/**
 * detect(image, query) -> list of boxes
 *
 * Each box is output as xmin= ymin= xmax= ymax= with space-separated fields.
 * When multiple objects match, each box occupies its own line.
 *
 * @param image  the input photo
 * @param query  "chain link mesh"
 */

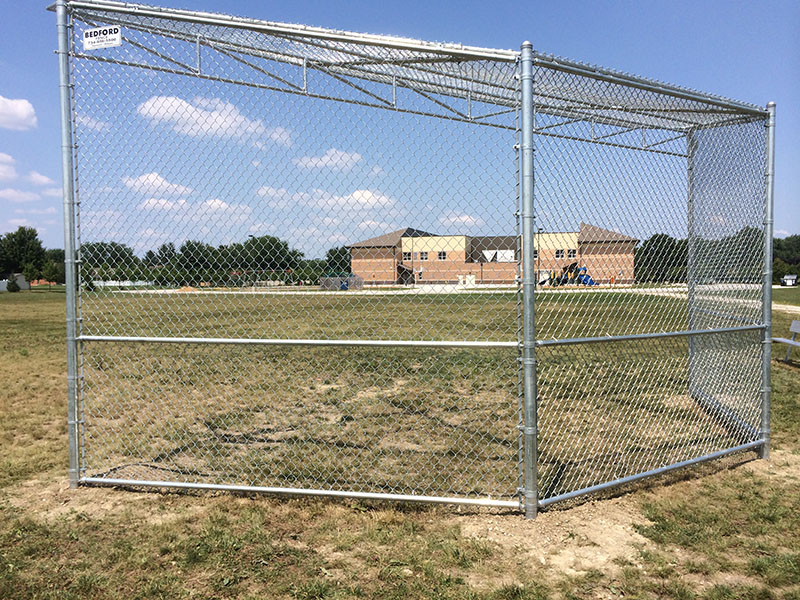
xmin=65 ymin=2 xmax=769 ymax=509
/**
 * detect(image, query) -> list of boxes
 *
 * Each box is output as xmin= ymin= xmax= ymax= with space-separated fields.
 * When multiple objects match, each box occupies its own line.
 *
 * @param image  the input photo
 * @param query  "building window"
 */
xmin=567 ymin=249 xmax=577 ymax=259
xmin=555 ymin=249 xmax=564 ymax=259
xmin=533 ymin=249 xmax=538 ymax=260
xmin=420 ymin=251 xmax=428 ymax=261
xmin=402 ymin=252 xmax=411 ymax=262
xmin=438 ymin=250 xmax=447 ymax=260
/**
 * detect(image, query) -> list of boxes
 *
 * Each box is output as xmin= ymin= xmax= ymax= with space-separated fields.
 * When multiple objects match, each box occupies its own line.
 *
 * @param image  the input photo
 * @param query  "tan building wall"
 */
xmin=579 ymin=241 xmax=636 ymax=283
xmin=350 ymin=233 xmax=635 ymax=285
xmin=400 ymin=235 xmax=467 ymax=256
xmin=350 ymin=246 xmax=397 ymax=284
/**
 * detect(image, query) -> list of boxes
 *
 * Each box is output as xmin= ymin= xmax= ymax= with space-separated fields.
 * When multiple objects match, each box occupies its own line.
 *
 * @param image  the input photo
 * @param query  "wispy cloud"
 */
xmin=14 ymin=206 xmax=58 ymax=215
xmin=7 ymin=218 xmax=33 ymax=227
xmin=76 ymin=114 xmax=111 ymax=132
xmin=0 ymin=95 xmax=37 ymax=131
xmin=0 ymin=188 xmax=40 ymax=203
xmin=358 ymin=219 xmax=391 ymax=229
xmin=139 ymin=198 xmax=188 ymax=211
xmin=312 ymin=189 xmax=393 ymax=210
xmin=440 ymin=213 xmax=483 ymax=227
xmin=27 ymin=171 xmax=56 ymax=186
xmin=137 ymin=96 xmax=289 ymax=146
xmin=292 ymin=148 xmax=362 ymax=171
xmin=775 ymin=229 xmax=790 ymax=237
xmin=42 ymin=188 xmax=63 ymax=198
xmin=0 ymin=152 xmax=16 ymax=182
xmin=123 ymin=172 xmax=192 ymax=196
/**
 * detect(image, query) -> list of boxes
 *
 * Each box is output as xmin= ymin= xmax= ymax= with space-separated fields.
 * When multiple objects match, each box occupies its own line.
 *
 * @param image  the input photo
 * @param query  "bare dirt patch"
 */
xmin=4 ymin=474 xmax=204 ymax=525
xmin=743 ymin=447 xmax=800 ymax=481
xmin=457 ymin=495 xmax=651 ymax=583
xmin=774 ymin=302 xmax=800 ymax=315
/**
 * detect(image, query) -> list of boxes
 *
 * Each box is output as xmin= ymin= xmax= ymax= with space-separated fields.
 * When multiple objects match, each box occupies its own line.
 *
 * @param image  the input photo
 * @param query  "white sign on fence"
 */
xmin=83 ymin=26 xmax=122 ymax=50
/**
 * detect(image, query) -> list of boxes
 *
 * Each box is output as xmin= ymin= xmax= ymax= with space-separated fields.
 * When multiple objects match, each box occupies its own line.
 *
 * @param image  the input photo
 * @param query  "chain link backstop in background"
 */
xmin=56 ymin=0 xmax=775 ymax=517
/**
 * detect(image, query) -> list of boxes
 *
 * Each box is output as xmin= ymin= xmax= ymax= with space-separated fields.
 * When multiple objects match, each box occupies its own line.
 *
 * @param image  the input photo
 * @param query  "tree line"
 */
xmin=1 ymin=226 xmax=351 ymax=289
xmin=0 ymin=227 xmax=65 ymax=288
xmin=635 ymin=226 xmax=795 ymax=284
xmin=3 ymin=223 xmax=798 ymax=289
xmin=78 ymin=237 xmax=351 ymax=288
xmin=773 ymin=235 xmax=800 ymax=283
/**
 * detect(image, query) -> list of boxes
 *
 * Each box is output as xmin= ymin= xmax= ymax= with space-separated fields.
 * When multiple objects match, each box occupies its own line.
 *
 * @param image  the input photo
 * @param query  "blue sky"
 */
xmin=0 ymin=0 xmax=797 ymax=252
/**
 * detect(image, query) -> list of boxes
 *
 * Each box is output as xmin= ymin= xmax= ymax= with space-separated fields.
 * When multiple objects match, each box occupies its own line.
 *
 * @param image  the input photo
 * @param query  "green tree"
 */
xmin=156 ymin=242 xmax=177 ymax=267
xmin=325 ymin=246 xmax=351 ymax=276
xmin=634 ymin=234 xmax=686 ymax=283
xmin=45 ymin=248 xmax=65 ymax=264
xmin=240 ymin=235 xmax=303 ymax=276
xmin=774 ymin=234 xmax=800 ymax=267
xmin=41 ymin=261 xmax=61 ymax=289
xmin=1 ymin=226 xmax=45 ymax=277
xmin=22 ymin=262 xmax=41 ymax=286
xmin=80 ymin=241 xmax=139 ymax=282
xmin=773 ymin=258 xmax=792 ymax=284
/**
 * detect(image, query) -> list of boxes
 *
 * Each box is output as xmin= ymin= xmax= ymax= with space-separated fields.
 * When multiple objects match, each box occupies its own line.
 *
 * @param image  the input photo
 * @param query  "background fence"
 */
xmin=56 ymin=0 xmax=774 ymax=517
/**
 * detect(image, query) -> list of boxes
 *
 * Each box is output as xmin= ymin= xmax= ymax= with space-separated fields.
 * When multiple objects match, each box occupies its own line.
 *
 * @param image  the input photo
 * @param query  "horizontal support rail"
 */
xmin=80 ymin=477 xmax=520 ymax=508
xmin=538 ymin=439 xmax=764 ymax=507
xmin=78 ymin=335 xmax=518 ymax=348
xmin=536 ymin=325 xmax=764 ymax=347
xmin=531 ymin=53 xmax=768 ymax=118
xmin=63 ymin=0 xmax=520 ymax=62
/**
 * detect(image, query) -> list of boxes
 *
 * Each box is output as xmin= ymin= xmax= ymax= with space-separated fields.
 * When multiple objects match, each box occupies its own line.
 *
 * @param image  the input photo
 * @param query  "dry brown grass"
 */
xmin=1 ymin=290 xmax=798 ymax=599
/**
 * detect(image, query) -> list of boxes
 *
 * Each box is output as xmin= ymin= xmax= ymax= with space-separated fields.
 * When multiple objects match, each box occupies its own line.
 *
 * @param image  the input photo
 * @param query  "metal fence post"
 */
xmin=57 ymin=0 xmax=80 ymax=488
xmin=520 ymin=41 xmax=537 ymax=518
xmin=759 ymin=101 xmax=776 ymax=460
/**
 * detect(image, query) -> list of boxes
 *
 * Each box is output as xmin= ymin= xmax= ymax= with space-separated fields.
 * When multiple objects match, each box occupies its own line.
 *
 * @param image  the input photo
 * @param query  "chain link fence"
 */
xmin=56 ymin=1 xmax=774 ymax=515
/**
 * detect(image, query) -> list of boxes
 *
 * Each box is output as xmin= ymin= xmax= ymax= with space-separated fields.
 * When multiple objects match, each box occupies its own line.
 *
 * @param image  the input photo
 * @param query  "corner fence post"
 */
xmin=759 ymin=102 xmax=776 ymax=460
xmin=519 ymin=41 xmax=538 ymax=518
xmin=57 ymin=0 xmax=81 ymax=487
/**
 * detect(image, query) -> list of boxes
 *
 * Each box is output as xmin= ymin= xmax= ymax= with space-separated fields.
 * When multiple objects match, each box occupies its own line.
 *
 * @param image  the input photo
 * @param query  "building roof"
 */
xmin=469 ymin=236 xmax=518 ymax=251
xmin=578 ymin=222 xmax=638 ymax=243
xmin=348 ymin=228 xmax=436 ymax=248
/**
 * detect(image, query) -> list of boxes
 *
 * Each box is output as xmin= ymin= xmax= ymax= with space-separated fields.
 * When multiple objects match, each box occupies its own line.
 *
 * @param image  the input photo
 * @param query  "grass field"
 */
xmin=773 ymin=285 xmax=800 ymax=308
xmin=1 ymin=289 xmax=798 ymax=599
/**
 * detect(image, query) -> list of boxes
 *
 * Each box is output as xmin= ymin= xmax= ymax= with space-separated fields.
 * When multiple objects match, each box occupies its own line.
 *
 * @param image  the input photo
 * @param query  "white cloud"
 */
xmin=27 ymin=171 xmax=56 ymax=186
xmin=196 ymin=198 xmax=252 ymax=224
xmin=0 ymin=188 xmax=40 ymax=203
xmin=0 ymin=153 xmax=16 ymax=182
xmin=775 ymin=229 xmax=790 ymax=237
xmin=370 ymin=165 xmax=385 ymax=176
xmin=42 ymin=187 xmax=63 ymax=198
xmin=138 ymin=96 xmax=274 ymax=141
xmin=248 ymin=221 xmax=276 ymax=234
xmin=440 ymin=213 xmax=483 ymax=227
xmin=0 ymin=96 xmax=37 ymax=130
xmin=257 ymin=186 xmax=394 ymax=213
xmin=267 ymin=127 xmax=292 ymax=148
xmin=7 ymin=218 xmax=32 ymax=227
xmin=292 ymin=148 xmax=362 ymax=171
xmin=123 ymin=172 xmax=192 ymax=196
xmin=14 ymin=206 xmax=58 ymax=215
xmin=358 ymin=220 xmax=391 ymax=229
xmin=139 ymin=198 xmax=188 ymax=211
xmin=313 ymin=189 xmax=393 ymax=210
xmin=76 ymin=114 xmax=110 ymax=132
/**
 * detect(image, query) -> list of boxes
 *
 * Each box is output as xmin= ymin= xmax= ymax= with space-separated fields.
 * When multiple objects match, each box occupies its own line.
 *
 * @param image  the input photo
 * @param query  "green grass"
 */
xmin=773 ymin=286 xmax=800 ymax=307
xmin=0 ymin=289 xmax=798 ymax=599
